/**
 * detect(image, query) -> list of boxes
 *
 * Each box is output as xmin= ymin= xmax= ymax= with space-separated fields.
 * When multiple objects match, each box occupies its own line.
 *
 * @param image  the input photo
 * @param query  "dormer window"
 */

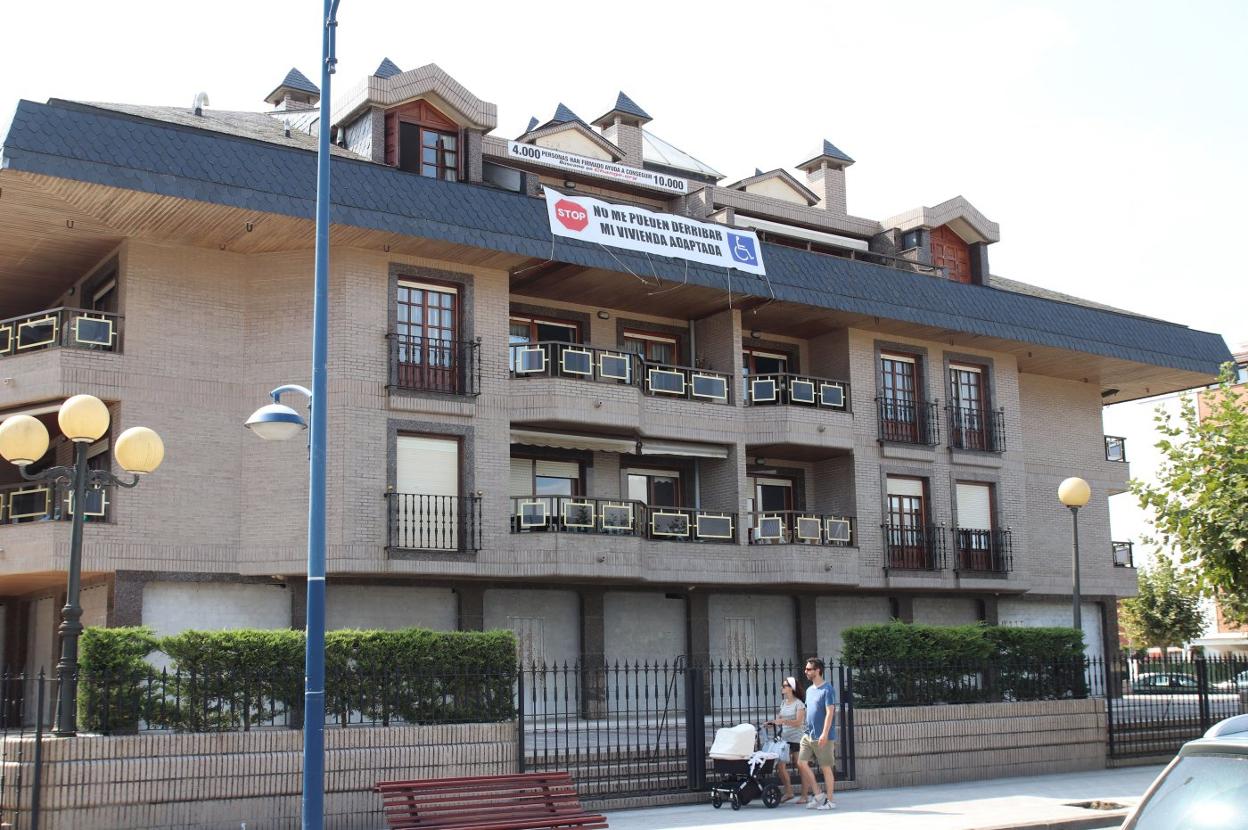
xmin=400 ymin=124 xmax=458 ymax=181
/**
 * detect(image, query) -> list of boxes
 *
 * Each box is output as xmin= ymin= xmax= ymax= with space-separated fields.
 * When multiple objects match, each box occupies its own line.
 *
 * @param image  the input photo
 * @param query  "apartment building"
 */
xmin=0 ymin=61 xmax=1232 ymax=675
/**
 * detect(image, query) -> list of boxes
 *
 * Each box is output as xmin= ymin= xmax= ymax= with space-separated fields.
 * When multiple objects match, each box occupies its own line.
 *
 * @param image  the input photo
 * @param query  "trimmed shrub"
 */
xmin=78 ymin=626 xmax=159 ymax=733
xmin=78 ymin=625 xmax=517 ymax=733
xmin=841 ymin=622 xmax=1087 ymax=707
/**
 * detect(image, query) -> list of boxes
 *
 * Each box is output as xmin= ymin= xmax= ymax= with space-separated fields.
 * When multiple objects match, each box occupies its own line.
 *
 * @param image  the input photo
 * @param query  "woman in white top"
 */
xmin=766 ymin=676 xmax=808 ymax=804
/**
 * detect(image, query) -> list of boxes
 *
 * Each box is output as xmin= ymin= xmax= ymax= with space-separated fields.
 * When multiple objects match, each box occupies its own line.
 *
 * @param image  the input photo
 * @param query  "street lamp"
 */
xmin=0 ymin=394 xmax=164 ymax=735
xmin=1057 ymin=476 xmax=1091 ymax=633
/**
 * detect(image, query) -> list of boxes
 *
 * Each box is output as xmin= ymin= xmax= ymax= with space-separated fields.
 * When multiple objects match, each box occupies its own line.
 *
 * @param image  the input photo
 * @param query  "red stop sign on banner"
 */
xmin=554 ymin=199 xmax=589 ymax=232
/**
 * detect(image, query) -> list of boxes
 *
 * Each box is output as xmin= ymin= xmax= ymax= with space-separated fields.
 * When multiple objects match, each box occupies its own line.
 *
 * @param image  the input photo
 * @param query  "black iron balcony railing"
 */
xmin=953 ymin=528 xmax=1012 ymax=574
xmin=388 ymin=334 xmax=481 ymax=397
xmin=1112 ymin=541 xmax=1135 ymax=568
xmin=1105 ymin=435 xmax=1127 ymax=463
xmin=744 ymin=373 xmax=850 ymax=412
xmin=0 ymin=480 xmax=111 ymax=525
xmin=876 ymin=398 xmax=940 ymax=445
xmin=387 ymin=492 xmax=482 ymax=552
xmin=882 ymin=523 xmax=946 ymax=571
xmin=509 ymin=496 xmax=737 ymax=543
xmin=746 ymin=511 xmax=856 ymax=546
xmin=0 ymin=307 xmax=122 ymax=359
xmin=947 ymin=406 xmax=1006 ymax=453
xmin=508 ymin=341 xmax=640 ymax=385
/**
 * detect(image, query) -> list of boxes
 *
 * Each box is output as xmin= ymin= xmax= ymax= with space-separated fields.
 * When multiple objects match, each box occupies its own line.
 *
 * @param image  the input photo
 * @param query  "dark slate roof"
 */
xmin=374 ymin=58 xmax=402 ymax=79
xmin=595 ymin=91 xmax=651 ymax=123
xmin=524 ymin=116 xmax=538 ymax=134
xmin=276 ymin=67 xmax=319 ymax=96
xmin=0 ymin=99 xmax=1231 ymax=376
xmin=799 ymin=138 xmax=853 ymax=167
xmin=551 ymin=103 xmax=585 ymax=125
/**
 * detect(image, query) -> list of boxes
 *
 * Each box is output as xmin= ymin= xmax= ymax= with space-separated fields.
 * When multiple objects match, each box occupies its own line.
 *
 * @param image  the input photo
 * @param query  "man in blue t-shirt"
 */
xmin=796 ymin=657 xmax=837 ymax=810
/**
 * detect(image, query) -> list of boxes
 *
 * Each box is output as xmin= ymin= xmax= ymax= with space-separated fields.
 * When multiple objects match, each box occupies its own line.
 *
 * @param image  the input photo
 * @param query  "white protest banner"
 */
xmin=543 ymin=189 xmax=766 ymax=276
xmin=508 ymin=141 xmax=688 ymax=194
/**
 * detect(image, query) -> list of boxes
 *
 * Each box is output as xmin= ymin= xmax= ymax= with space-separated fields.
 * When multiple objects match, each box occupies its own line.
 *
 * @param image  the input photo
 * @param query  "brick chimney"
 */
xmin=591 ymin=92 xmax=651 ymax=168
xmin=264 ymin=67 xmax=320 ymax=112
xmin=796 ymin=139 xmax=855 ymax=215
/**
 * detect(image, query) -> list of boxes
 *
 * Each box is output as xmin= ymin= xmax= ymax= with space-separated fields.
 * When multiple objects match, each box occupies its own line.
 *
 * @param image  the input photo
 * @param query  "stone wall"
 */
xmin=853 ymin=698 xmax=1106 ymax=788
xmin=1 ymin=722 xmax=515 ymax=830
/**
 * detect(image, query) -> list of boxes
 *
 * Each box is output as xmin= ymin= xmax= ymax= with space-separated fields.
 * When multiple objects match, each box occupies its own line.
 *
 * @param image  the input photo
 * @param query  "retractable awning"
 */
xmin=639 ymin=439 xmax=730 ymax=459
xmin=510 ymin=429 xmax=637 ymax=454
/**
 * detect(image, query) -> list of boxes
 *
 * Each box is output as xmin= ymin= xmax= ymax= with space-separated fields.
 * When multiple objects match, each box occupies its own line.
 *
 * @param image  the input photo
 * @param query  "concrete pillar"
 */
xmin=457 ymin=585 xmax=485 ymax=631
xmin=796 ymin=594 xmax=819 ymax=662
xmin=580 ymin=588 xmax=607 ymax=718
xmin=687 ymin=591 xmax=710 ymax=666
xmin=980 ymin=595 xmax=1000 ymax=626
xmin=108 ymin=571 xmax=152 ymax=627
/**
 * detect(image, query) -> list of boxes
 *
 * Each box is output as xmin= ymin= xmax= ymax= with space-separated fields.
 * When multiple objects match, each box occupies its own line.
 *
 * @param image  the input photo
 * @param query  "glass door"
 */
xmin=880 ymin=354 xmax=919 ymax=442
xmin=397 ymin=281 xmax=458 ymax=393
xmin=949 ymin=364 xmax=986 ymax=450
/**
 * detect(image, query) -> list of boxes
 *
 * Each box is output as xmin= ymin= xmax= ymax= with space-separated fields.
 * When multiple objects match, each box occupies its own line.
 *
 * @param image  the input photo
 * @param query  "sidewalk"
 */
xmin=604 ymin=765 xmax=1163 ymax=830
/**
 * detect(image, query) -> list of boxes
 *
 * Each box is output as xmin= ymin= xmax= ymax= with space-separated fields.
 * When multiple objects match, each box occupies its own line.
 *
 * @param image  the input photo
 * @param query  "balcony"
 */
xmin=882 ymin=524 xmax=946 ymax=571
xmin=0 ymin=480 xmax=111 ymax=525
xmin=0 ymin=307 xmax=122 ymax=359
xmin=386 ymin=492 xmax=482 ymax=552
xmin=388 ymin=334 xmax=480 ymax=396
xmin=743 ymin=373 xmax=850 ymax=412
xmin=952 ymin=528 xmax=1012 ymax=574
xmin=947 ymin=407 xmax=1006 ymax=453
xmin=508 ymin=342 xmax=732 ymax=404
xmin=1105 ymin=435 xmax=1127 ymax=463
xmin=1112 ymin=541 xmax=1135 ymax=568
xmin=509 ymin=495 xmax=737 ymax=543
xmin=876 ymin=398 xmax=941 ymax=446
xmin=745 ymin=511 xmax=856 ymax=546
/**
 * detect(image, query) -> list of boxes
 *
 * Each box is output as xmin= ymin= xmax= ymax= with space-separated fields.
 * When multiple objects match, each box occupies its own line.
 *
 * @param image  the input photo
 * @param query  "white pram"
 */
xmin=708 ymin=723 xmax=781 ymax=810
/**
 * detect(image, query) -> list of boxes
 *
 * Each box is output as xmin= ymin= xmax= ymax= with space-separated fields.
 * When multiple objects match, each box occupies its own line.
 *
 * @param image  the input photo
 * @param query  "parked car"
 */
xmin=1133 ymin=672 xmax=1201 ymax=694
xmin=1121 ymin=713 xmax=1248 ymax=829
xmin=1213 ymin=669 xmax=1248 ymax=692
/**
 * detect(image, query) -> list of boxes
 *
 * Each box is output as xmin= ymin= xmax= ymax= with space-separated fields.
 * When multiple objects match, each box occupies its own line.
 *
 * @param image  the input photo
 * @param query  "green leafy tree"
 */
xmin=1119 ymin=556 xmax=1206 ymax=650
xmin=1132 ymin=364 xmax=1248 ymax=624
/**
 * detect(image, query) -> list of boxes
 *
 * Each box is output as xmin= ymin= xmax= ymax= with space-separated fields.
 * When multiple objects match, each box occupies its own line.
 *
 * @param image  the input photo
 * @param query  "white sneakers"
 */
xmin=804 ymin=793 xmax=836 ymax=810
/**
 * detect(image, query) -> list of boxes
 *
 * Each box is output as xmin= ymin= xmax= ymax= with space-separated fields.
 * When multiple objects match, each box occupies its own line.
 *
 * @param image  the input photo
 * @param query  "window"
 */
xmin=955 ymin=482 xmax=995 ymax=571
xmin=509 ymin=458 xmax=582 ymax=498
xmin=394 ymin=435 xmax=460 ymax=550
xmin=626 ymin=469 xmax=681 ymax=507
xmin=395 ymin=280 xmax=459 ymax=393
xmin=742 ymin=348 xmax=790 ymax=401
xmin=399 ymin=122 xmax=458 ymax=181
xmin=880 ymin=352 xmax=922 ymax=442
xmin=949 ymin=363 xmax=989 ymax=450
xmin=885 ymin=476 xmax=931 ymax=569
xmin=901 ymin=229 xmax=921 ymax=250
xmin=623 ymin=331 xmax=678 ymax=365
xmin=509 ymin=316 xmax=580 ymax=345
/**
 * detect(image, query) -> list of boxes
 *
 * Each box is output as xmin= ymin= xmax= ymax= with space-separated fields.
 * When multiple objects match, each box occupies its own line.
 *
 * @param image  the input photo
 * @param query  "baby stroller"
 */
xmin=708 ymin=723 xmax=782 ymax=810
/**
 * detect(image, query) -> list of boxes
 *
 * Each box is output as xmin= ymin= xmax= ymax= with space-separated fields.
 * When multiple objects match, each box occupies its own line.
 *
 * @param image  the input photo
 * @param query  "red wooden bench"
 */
xmin=374 ymin=771 xmax=608 ymax=830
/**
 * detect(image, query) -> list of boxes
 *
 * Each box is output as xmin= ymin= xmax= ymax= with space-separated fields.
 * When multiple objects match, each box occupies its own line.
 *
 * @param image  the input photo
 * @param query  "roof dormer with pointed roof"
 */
xmin=373 ymin=57 xmax=403 ymax=79
xmin=726 ymin=168 xmax=821 ymax=207
xmin=516 ymin=103 xmax=624 ymax=162
xmin=797 ymin=139 xmax=855 ymax=171
xmin=264 ymin=68 xmax=320 ymax=111
xmin=591 ymin=91 xmax=652 ymax=128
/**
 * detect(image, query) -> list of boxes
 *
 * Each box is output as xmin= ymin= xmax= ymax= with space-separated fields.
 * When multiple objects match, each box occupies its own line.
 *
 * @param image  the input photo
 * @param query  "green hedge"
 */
xmin=841 ymin=622 xmax=1087 ymax=707
xmin=78 ymin=627 xmax=517 ymax=734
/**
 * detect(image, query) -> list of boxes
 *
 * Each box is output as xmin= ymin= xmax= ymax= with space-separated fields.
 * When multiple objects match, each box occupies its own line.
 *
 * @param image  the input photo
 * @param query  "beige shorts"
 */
xmin=798 ymin=733 xmax=837 ymax=767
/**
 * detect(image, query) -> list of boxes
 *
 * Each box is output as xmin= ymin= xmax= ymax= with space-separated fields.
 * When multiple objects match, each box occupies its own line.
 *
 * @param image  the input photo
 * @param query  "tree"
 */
xmin=1119 ymin=556 xmax=1206 ymax=650
xmin=1132 ymin=364 xmax=1248 ymax=625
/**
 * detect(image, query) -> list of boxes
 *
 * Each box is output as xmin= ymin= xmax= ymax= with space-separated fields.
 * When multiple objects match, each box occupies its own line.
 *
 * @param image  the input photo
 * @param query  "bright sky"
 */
xmin=1 ymin=0 xmax=1245 ymax=348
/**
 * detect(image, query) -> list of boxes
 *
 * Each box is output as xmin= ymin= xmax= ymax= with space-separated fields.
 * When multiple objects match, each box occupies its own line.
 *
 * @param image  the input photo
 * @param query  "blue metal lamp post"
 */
xmin=243 ymin=2 xmax=339 ymax=827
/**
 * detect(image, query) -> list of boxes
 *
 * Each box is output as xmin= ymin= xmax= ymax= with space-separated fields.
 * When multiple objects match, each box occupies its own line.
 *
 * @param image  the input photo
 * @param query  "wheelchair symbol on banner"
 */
xmin=726 ymin=232 xmax=758 ymax=266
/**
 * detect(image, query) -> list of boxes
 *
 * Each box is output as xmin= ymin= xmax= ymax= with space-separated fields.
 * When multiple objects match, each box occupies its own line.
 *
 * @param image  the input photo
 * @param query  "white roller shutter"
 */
xmin=510 ymin=459 xmax=533 ymax=497
xmin=535 ymin=460 xmax=580 ymax=479
xmin=956 ymin=483 xmax=992 ymax=529
xmin=886 ymin=477 xmax=924 ymax=498
xmin=396 ymin=436 xmax=458 ymax=495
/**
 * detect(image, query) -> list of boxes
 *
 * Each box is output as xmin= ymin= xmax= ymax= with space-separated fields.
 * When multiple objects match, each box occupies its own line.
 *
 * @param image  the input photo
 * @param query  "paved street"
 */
xmin=604 ymin=765 xmax=1163 ymax=830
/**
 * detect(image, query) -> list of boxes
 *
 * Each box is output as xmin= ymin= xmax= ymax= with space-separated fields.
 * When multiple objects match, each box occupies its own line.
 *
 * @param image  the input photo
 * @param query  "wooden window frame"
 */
xmin=622 ymin=329 xmax=680 ymax=365
xmin=509 ymin=315 xmax=582 ymax=345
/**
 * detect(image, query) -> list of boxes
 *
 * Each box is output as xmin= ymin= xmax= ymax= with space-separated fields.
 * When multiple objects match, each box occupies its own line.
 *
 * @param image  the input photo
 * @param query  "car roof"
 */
xmin=1179 ymin=714 xmax=1248 ymax=755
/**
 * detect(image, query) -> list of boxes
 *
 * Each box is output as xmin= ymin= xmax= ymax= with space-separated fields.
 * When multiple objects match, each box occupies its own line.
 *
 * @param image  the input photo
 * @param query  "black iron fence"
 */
xmin=389 ymin=334 xmax=481 ymax=396
xmin=947 ymin=406 xmax=1006 ymax=452
xmin=882 ymin=523 xmax=947 ymax=571
xmin=876 ymin=398 xmax=940 ymax=445
xmin=387 ymin=492 xmax=482 ymax=552
xmin=953 ymin=528 xmax=1012 ymax=574
xmin=0 ymin=480 xmax=112 ymax=526
xmin=0 ymin=307 xmax=122 ymax=359
xmin=509 ymin=496 xmax=737 ymax=543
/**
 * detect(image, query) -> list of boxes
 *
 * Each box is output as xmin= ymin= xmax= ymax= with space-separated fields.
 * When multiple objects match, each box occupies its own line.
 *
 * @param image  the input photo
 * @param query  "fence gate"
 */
xmin=1105 ymin=654 xmax=1248 ymax=761
xmin=517 ymin=660 xmax=855 ymax=800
